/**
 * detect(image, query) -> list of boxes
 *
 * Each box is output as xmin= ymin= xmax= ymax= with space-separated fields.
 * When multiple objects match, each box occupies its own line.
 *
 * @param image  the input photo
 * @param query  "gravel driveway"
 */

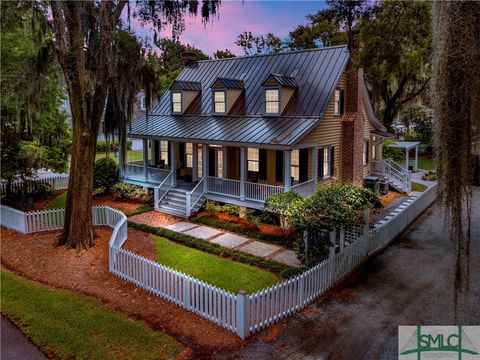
xmin=218 ymin=188 xmax=480 ymax=360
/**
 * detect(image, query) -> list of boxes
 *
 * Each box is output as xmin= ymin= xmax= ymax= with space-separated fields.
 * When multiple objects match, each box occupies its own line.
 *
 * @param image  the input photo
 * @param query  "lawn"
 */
xmin=418 ymin=158 xmax=436 ymax=170
xmin=95 ymin=150 xmax=143 ymax=164
xmin=45 ymin=192 xmax=67 ymax=209
xmin=0 ymin=269 xmax=183 ymax=360
xmin=151 ymin=234 xmax=281 ymax=293
xmin=411 ymin=181 xmax=428 ymax=192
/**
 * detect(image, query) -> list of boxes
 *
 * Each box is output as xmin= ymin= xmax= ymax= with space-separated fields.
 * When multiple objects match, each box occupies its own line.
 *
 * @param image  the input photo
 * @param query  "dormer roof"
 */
xmin=171 ymin=80 xmax=202 ymax=91
xmin=262 ymin=73 xmax=298 ymax=88
xmin=211 ymin=78 xmax=244 ymax=89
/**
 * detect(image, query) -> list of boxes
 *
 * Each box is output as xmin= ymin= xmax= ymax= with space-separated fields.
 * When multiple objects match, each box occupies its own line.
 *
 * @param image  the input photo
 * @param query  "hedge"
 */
xmin=193 ymin=215 xmax=297 ymax=251
xmin=127 ymin=221 xmax=302 ymax=279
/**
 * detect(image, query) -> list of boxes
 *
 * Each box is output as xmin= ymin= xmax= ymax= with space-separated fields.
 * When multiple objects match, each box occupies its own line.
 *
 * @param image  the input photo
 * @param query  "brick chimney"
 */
xmin=341 ymin=64 xmax=365 ymax=185
xmin=181 ymin=51 xmax=197 ymax=67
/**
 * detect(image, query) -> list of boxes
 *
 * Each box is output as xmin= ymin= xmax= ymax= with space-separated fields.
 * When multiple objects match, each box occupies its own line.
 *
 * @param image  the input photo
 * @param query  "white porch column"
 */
xmin=284 ymin=150 xmax=291 ymax=191
xmin=414 ymin=145 xmax=418 ymax=172
xmin=405 ymin=148 xmax=409 ymax=172
xmin=192 ymin=143 xmax=199 ymax=181
xmin=240 ymin=147 xmax=246 ymax=200
xmin=143 ymin=139 xmax=148 ymax=182
xmin=170 ymin=141 xmax=177 ymax=187
xmin=202 ymin=144 xmax=208 ymax=191
xmin=312 ymin=146 xmax=318 ymax=188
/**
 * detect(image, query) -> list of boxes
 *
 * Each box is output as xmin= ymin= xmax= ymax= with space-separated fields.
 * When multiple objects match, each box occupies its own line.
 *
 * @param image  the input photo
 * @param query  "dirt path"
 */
xmin=0 ymin=226 xmax=244 ymax=358
xmin=216 ymin=188 xmax=480 ymax=360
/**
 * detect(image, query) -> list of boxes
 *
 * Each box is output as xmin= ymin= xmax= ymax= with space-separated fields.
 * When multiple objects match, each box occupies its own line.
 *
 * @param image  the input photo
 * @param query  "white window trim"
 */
xmin=171 ymin=91 xmax=182 ymax=114
xmin=291 ymin=149 xmax=300 ymax=182
xmin=363 ymin=140 xmax=368 ymax=165
xmin=334 ymin=89 xmax=341 ymax=116
xmin=160 ymin=141 xmax=169 ymax=165
xmin=264 ymin=87 xmax=281 ymax=115
xmin=320 ymin=146 xmax=332 ymax=180
xmin=247 ymin=148 xmax=259 ymax=172
xmin=213 ymin=89 xmax=226 ymax=115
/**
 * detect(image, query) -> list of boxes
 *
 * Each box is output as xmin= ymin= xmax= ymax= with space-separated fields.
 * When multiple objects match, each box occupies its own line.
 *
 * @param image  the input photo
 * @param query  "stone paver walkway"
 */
xmin=129 ymin=213 xmax=300 ymax=267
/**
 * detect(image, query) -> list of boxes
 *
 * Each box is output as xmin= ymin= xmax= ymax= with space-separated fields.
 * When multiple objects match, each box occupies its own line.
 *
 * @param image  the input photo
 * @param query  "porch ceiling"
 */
xmin=128 ymin=114 xmax=321 ymax=149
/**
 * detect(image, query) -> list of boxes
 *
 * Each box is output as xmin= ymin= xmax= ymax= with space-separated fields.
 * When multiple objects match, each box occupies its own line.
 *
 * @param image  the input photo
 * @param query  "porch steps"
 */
xmin=157 ymin=189 xmax=205 ymax=218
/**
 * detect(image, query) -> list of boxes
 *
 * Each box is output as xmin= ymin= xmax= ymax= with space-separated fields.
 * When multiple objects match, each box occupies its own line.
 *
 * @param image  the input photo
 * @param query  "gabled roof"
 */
xmin=211 ymin=77 xmax=244 ymax=89
xmin=262 ymin=73 xmax=298 ymax=87
xmin=129 ymin=115 xmax=318 ymax=148
xmin=171 ymin=80 xmax=202 ymax=91
xmin=151 ymin=45 xmax=349 ymax=117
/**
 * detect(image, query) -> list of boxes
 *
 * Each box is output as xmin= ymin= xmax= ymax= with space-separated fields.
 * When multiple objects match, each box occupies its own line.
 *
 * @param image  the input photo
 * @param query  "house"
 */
xmin=121 ymin=45 xmax=407 ymax=217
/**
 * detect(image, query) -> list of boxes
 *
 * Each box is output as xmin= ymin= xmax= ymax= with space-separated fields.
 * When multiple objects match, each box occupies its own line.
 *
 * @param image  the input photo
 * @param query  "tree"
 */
xmin=34 ymin=1 xmax=220 ymax=250
xmin=401 ymin=105 xmax=433 ymax=151
xmin=213 ymin=49 xmax=236 ymax=59
xmin=359 ymin=1 xmax=431 ymax=130
xmin=287 ymin=8 xmax=347 ymax=50
xmin=235 ymin=31 xmax=282 ymax=55
xmin=1 ymin=2 xmax=70 ymax=201
xmin=326 ymin=0 xmax=369 ymax=51
xmin=431 ymin=1 xmax=480 ymax=313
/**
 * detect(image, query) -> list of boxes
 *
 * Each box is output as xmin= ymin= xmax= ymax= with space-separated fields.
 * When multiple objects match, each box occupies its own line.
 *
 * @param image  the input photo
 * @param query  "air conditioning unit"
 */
xmin=378 ymin=180 xmax=389 ymax=195
xmin=363 ymin=176 xmax=380 ymax=193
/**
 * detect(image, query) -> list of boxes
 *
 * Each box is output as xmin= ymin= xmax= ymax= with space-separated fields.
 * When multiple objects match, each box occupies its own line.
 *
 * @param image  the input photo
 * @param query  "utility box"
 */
xmin=378 ymin=179 xmax=389 ymax=195
xmin=364 ymin=176 xmax=380 ymax=193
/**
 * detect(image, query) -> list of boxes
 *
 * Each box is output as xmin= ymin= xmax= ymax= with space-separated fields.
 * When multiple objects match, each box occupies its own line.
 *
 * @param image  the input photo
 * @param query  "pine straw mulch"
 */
xmin=0 ymin=226 xmax=244 ymax=357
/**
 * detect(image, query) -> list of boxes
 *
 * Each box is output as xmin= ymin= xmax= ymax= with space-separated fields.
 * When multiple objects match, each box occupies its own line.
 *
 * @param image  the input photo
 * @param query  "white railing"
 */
xmin=1 ymin=174 xmax=69 ymax=197
xmin=185 ymin=178 xmax=206 ymax=217
xmin=147 ymin=167 xmax=170 ymax=183
xmin=154 ymin=171 xmax=174 ymax=209
xmin=291 ymin=179 xmax=316 ymax=197
xmin=371 ymin=159 xmax=411 ymax=193
xmin=206 ymin=177 xmax=241 ymax=198
xmin=245 ymin=182 xmax=284 ymax=202
xmin=0 ymin=181 xmax=437 ymax=340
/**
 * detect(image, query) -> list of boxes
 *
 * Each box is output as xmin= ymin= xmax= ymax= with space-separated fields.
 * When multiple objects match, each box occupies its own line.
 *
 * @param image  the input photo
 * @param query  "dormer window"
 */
xmin=172 ymin=92 xmax=182 ymax=114
xmin=213 ymin=90 xmax=226 ymax=114
xmin=265 ymin=89 xmax=280 ymax=114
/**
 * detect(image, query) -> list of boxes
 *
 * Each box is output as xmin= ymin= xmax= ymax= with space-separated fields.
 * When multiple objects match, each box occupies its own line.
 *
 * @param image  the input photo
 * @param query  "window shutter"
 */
xmin=259 ymin=149 xmax=267 ymax=180
xmin=330 ymin=146 xmax=335 ymax=176
xmin=366 ymin=140 xmax=370 ymax=164
xmin=318 ymin=148 xmax=324 ymax=179
xmin=340 ymin=90 xmax=345 ymax=115
xmin=275 ymin=150 xmax=284 ymax=182
xmin=299 ymin=148 xmax=309 ymax=183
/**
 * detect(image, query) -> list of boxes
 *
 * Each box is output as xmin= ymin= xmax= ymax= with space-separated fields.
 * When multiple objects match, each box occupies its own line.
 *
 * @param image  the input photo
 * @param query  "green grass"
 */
xmin=151 ymin=234 xmax=281 ymax=293
xmin=0 ymin=269 xmax=182 ymax=360
xmin=95 ymin=150 xmax=143 ymax=164
xmin=45 ymin=192 xmax=67 ymax=209
xmin=418 ymin=158 xmax=436 ymax=170
xmin=411 ymin=181 xmax=428 ymax=192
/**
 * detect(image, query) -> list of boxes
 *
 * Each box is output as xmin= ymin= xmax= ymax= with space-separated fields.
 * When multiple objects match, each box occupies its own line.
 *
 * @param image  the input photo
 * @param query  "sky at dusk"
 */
xmin=133 ymin=1 xmax=328 ymax=56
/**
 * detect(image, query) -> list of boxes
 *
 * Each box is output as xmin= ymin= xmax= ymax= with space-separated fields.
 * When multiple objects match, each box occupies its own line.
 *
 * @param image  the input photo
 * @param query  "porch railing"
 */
xmin=245 ymin=181 xmax=283 ymax=202
xmin=154 ymin=171 xmax=174 ymax=209
xmin=124 ymin=163 xmax=169 ymax=184
xmin=371 ymin=159 xmax=411 ymax=193
xmin=206 ymin=177 xmax=241 ymax=198
xmin=291 ymin=179 xmax=316 ymax=197
xmin=185 ymin=177 xmax=206 ymax=217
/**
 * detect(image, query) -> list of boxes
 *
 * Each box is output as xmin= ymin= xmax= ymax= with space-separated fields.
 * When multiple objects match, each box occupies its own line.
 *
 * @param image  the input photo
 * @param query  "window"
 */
xmin=140 ymin=96 xmax=146 ymax=110
xmin=160 ymin=141 xmax=169 ymax=165
xmin=198 ymin=145 xmax=203 ymax=177
xmin=213 ymin=90 xmax=226 ymax=114
xmin=291 ymin=150 xmax=300 ymax=182
xmin=265 ymin=89 xmax=279 ymax=114
xmin=363 ymin=139 xmax=369 ymax=165
xmin=323 ymin=149 xmax=329 ymax=177
xmin=185 ymin=143 xmax=193 ymax=168
xmin=248 ymin=148 xmax=259 ymax=172
xmin=172 ymin=92 xmax=182 ymax=113
xmin=371 ymin=136 xmax=376 ymax=160
xmin=318 ymin=147 xmax=333 ymax=179
xmin=334 ymin=89 xmax=344 ymax=115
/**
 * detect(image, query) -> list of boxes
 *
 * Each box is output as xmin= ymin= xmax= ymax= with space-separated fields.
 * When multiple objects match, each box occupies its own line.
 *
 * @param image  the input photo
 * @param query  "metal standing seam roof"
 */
xmin=212 ymin=78 xmax=245 ymax=89
xmin=129 ymin=45 xmax=351 ymax=147
xmin=171 ymin=80 xmax=202 ymax=91
xmin=263 ymin=73 xmax=298 ymax=87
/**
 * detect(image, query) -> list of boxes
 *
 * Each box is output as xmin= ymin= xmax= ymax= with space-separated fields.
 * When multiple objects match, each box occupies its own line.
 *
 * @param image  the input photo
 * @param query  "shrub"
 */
xmin=204 ymin=200 xmax=240 ymax=216
xmin=264 ymin=191 xmax=303 ymax=228
xmin=93 ymin=157 xmax=119 ymax=192
xmin=383 ymin=139 xmax=404 ymax=162
xmin=112 ymin=182 xmax=151 ymax=203
xmin=128 ymin=221 xmax=302 ymax=279
xmin=422 ymin=170 xmax=437 ymax=181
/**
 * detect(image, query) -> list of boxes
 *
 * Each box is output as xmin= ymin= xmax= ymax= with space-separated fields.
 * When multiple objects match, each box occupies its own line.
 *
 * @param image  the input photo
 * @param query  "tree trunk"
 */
xmin=57 ymin=114 xmax=99 ymax=250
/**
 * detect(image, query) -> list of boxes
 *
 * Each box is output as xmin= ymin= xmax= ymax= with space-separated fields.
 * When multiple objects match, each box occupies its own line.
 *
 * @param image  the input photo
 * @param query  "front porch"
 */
xmin=120 ymin=139 xmax=319 ymax=215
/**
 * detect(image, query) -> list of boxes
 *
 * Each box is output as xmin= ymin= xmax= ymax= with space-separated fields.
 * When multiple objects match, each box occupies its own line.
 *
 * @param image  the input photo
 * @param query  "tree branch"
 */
xmin=399 ymin=77 xmax=431 ymax=106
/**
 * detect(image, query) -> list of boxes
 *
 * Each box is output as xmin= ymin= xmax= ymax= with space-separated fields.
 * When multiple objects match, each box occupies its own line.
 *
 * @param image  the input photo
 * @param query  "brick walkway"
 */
xmin=128 ymin=211 xmax=300 ymax=267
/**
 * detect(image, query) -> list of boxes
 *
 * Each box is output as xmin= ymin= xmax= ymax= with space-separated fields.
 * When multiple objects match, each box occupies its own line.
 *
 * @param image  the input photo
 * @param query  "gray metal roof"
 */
xmin=129 ymin=115 xmax=320 ymax=148
xmin=263 ymin=73 xmax=298 ymax=87
xmin=151 ymin=45 xmax=349 ymax=116
xmin=211 ymin=78 xmax=244 ymax=89
xmin=171 ymin=80 xmax=202 ymax=91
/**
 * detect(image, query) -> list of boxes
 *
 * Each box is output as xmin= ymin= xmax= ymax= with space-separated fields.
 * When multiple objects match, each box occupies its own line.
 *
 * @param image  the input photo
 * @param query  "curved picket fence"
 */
xmin=0 ymin=183 xmax=437 ymax=339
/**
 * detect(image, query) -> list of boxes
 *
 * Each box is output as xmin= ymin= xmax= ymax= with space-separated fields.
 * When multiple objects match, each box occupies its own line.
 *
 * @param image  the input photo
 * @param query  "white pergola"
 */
xmin=386 ymin=141 xmax=421 ymax=172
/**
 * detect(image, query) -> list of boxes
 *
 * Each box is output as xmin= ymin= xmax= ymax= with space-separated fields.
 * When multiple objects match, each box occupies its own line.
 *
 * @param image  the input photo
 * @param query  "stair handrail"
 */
xmin=154 ymin=171 xmax=174 ymax=209
xmin=185 ymin=177 xmax=206 ymax=217
xmin=383 ymin=160 xmax=411 ymax=192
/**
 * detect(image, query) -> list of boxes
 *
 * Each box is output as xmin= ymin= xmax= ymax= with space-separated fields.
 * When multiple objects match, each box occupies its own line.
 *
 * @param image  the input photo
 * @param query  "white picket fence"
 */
xmin=1 ymin=174 xmax=69 ymax=197
xmin=0 ymin=183 xmax=437 ymax=340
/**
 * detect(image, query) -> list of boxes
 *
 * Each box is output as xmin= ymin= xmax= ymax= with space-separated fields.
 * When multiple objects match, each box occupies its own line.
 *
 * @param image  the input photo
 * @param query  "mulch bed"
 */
xmin=0 ymin=226 xmax=244 ymax=356
xmin=379 ymin=191 xmax=405 ymax=208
